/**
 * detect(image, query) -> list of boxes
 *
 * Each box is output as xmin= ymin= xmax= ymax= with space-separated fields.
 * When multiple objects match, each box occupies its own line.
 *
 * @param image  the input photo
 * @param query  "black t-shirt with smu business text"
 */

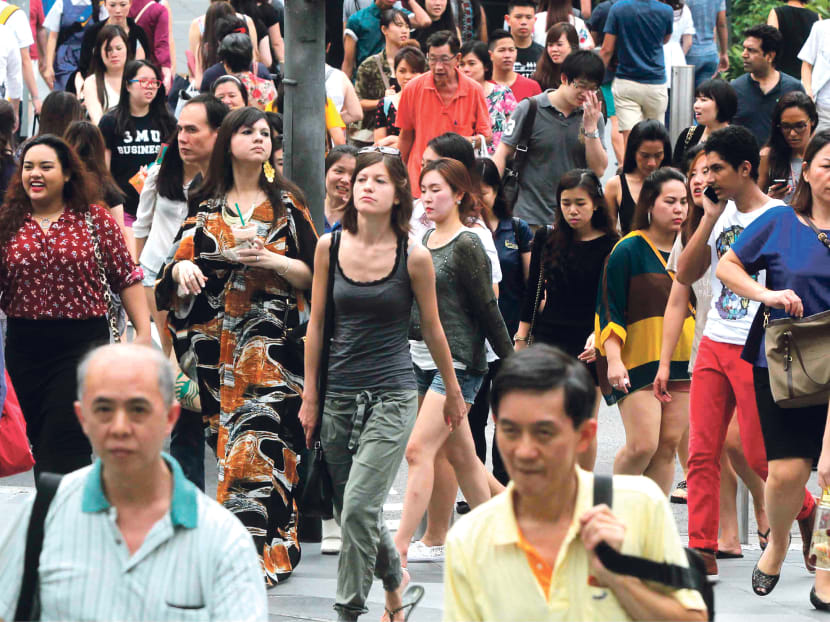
xmin=98 ymin=110 xmax=166 ymax=217
xmin=514 ymin=41 xmax=544 ymax=78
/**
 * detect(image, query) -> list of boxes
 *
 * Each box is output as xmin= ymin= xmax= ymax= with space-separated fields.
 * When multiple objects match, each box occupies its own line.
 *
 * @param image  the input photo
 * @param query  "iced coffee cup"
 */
xmin=225 ymin=224 xmax=258 ymax=261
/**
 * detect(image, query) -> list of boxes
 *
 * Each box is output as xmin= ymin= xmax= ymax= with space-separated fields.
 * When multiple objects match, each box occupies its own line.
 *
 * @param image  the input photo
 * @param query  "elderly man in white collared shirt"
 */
xmin=0 ymin=344 xmax=267 ymax=622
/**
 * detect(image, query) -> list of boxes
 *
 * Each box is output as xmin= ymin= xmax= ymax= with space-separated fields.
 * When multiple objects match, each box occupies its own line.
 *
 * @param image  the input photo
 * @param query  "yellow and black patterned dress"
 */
xmin=156 ymin=192 xmax=317 ymax=585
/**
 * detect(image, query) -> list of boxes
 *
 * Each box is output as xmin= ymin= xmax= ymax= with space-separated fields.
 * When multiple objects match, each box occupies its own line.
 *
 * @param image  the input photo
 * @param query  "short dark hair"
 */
xmin=461 ymin=40 xmax=492 ymax=80
xmin=631 ymin=167 xmax=687 ymax=231
xmin=622 ymin=119 xmax=672 ymax=174
xmin=210 ymin=74 xmax=248 ymax=105
xmin=560 ymin=50 xmax=605 ymax=86
xmin=325 ymin=144 xmax=358 ymax=174
xmin=488 ymin=28 xmax=514 ymax=50
xmin=704 ymin=125 xmax=761 ymax=181
xmin=694 ymin=79 xmax=738 ymax=123
xmin=183 ymin=93 xmax=230 ymax=130
xmin=426 ymin=132 xmax=476 ymax=170
xmin=425 ymin=29 xmax=460 ymax=55
xmin=491 ymin=345 xmax=596 ymax=427
xmin=380 ymin=7 xmax=410 ymax=30
xmin=507 ymin=0 xmax=537 ymax=13
xmin=743 ymin=24 xmax=783 ymax=63
xmin=218 ymin=32 xmax=253 ymax=72
xmin=395 ymin=45 xmax=427 ymax=73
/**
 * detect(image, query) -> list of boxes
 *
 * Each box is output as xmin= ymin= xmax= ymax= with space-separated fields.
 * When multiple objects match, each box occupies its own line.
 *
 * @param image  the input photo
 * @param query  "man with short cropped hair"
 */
xmin=396 ymin=29 xmax=491 ymax=196
xmin=505 ymin=0 xmax=543 ymax=78
xmin=443 ymin=345 xmax=708 ymax=621
xmin=489 ymin=29 xmax=541 ymax=101
xmin=731 ymin=25 xmax=805 ymax=147
xmin=493 ymin=50 xmax=607 ymax=227
xmin=675 ymin=125 xmax=816 ymax=580
xmin=0 ymin=344 xmax=267 ymax=622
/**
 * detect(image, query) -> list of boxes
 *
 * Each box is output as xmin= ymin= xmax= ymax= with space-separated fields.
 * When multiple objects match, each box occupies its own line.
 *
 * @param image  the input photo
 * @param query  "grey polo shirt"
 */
xmin=501 ymin=90 xmax=606 ymax=226
xmin=0 ymin=454 xmax=267 ymax=622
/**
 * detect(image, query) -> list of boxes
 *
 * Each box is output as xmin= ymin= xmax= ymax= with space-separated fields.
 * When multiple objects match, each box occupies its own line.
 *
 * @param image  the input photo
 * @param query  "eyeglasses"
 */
xmin=427 ymin=55 xmax=456 ymax=66
xmin=571 ymin=80 xmax=598 ymax=92
xmin=128 ymin=78 xmax=162 ymax=89
xmin=358 ymin=146 xmax=401 ymax=157
xmin=779 ymin=121 xmax=810 ymax=133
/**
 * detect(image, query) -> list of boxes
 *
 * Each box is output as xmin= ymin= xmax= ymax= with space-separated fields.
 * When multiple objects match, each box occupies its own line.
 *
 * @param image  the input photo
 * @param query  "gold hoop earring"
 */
xmin=263 ymin=161 xmax=276 ymax=183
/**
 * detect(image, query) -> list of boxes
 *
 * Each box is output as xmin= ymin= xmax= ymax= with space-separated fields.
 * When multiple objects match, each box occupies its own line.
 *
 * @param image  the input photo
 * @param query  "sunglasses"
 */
xmin=358 ymin=146 xmax=401 ymax=157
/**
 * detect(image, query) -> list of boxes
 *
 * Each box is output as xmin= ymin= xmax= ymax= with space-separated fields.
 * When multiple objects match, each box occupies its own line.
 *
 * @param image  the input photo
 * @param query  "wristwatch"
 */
xmin=581 ymin=127 xmax=601 ymax=139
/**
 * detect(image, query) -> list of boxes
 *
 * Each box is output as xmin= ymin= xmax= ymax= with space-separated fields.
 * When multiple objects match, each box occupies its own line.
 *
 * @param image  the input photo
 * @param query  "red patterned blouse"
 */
xmin=0 ymin=205 xmax=142 ymax=319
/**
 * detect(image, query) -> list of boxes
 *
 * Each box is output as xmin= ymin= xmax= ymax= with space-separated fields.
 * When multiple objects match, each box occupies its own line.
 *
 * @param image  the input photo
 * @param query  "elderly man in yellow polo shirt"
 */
xmin=443 ymin=345 xmax=708 ymax=622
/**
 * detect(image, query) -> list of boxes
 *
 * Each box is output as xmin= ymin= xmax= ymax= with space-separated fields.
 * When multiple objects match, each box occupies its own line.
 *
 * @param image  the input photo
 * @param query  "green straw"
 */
xmin=234 ymin=202 xmax=246 ymax=226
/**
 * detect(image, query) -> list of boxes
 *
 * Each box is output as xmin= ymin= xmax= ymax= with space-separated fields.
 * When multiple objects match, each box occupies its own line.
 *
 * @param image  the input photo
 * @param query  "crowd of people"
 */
xmin=0 ymin=0 xmax=829 ymax=621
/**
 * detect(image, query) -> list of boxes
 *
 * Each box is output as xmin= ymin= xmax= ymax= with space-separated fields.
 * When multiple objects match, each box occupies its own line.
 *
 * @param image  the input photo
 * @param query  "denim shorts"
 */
xmin=141 ymin=263 xmax=158 ymax=287
xmin=413 ymin=365 xmax=484 ymax=405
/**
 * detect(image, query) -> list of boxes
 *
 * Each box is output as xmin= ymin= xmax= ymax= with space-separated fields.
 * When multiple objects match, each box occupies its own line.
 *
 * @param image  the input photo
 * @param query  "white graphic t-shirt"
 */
xmin=703 ymin=198 xmax=784 ymax=345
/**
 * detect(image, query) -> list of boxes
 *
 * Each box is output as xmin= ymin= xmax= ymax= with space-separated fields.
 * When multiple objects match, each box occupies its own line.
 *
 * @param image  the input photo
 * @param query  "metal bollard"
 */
xmin=669 ymin=65 xmax=696 ymax=146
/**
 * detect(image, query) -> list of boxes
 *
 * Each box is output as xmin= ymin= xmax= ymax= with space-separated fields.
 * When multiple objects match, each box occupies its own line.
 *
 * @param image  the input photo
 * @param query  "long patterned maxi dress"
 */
xmin=155 ymin=193 xmax=318 ymax=585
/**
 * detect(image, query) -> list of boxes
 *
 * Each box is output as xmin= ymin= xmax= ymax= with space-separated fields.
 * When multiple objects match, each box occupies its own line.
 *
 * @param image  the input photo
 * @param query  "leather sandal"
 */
xmin=383 ymin=585 xmax=424 ymax=622
xmin=752 ymin=534 xmax=791 ymax=596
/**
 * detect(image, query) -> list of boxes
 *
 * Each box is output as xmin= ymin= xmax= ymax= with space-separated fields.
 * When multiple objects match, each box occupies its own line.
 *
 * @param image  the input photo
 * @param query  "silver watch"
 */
xmin=581 ymin=127 xmax=600 ymax=139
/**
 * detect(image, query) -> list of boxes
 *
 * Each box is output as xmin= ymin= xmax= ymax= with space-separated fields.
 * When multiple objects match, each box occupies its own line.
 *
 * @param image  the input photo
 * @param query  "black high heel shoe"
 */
xmin=810 ymin=587 xmax=830 ymax=611
xmin=752 ymin=534 xmax=791 ymax=596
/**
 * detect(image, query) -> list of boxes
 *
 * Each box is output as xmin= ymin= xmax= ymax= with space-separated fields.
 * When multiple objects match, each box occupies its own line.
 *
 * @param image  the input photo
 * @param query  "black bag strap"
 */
xmin=803 ymin=216 xmax=830 ymax=251
xmin=316 ymin=230 xmax=341 ymax=419
xmin=15 ymin=472 xmax=64 ymax=622
xmin=511 ymin=98 xmax=538 ymax=181
xmin=591 ymin=474 xmax=702 ymax=592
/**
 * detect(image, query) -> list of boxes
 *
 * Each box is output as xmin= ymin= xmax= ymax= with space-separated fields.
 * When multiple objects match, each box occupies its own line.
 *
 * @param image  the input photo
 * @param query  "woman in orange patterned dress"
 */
xmin=156 ymin=107 xmax=317 ymax=585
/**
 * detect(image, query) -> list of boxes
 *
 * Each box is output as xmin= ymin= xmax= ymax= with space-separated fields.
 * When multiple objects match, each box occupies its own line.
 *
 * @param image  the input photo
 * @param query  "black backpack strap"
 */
xmin=512 ymin=98 xmax=538 ymax=180
xmin=593 ymin=473 xmax=613 ymax=508
xmin=15 ymin=472 xmax=64 ymax=622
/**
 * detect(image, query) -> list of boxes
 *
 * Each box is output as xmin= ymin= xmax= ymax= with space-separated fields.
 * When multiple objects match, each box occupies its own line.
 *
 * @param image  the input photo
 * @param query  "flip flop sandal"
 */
xmin=716 ymin=550 xmax=744 ymax=559
xmin=757 ymin=528 xmax=770 ymax=551
xmin=384 ymin=585 xmax=425 ymax=622
xmin=670 ymin=480 xmax=687 ymax=505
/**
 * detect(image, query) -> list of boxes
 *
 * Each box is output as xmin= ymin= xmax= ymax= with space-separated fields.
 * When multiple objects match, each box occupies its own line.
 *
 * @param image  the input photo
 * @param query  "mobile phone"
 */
xmin=772 ymin=179 xmax=788 ymax=185
xmin=704 ymin=186 xmax=719 ymax=204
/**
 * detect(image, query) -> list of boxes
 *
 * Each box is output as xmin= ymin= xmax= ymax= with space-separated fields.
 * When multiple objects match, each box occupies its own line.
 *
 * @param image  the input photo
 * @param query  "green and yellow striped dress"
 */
xmin=595 ymin=231 xmax=694 ymax=405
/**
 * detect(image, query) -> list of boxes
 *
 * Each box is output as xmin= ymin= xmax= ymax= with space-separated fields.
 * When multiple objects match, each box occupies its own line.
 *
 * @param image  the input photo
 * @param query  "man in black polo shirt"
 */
xmin=731 ymin=24 xmax=804 ymax=147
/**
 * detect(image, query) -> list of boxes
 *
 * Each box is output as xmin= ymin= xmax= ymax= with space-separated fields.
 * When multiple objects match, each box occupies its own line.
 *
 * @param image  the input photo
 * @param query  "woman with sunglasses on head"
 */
xmin=516 ymin=169 xmax=618 ymax=470
xmin=98 ymin=59 xmax=175 ymax=228
xmin=596 ymin=167 xmax=694 ymax=494
xmin=300 ymin=147 xmax=462 ymax=622
xmin=156 ymin=107 xmax=317 ymax=586
xmin=82 ymin=25 xmax=133 ymax=125
xmin=760 ymin=92 xmax=819 ymax=204
xmin=394 ymin=158 xmax=512 ymax=568
xmin=654 ymin=145 xmax=769 ymax=549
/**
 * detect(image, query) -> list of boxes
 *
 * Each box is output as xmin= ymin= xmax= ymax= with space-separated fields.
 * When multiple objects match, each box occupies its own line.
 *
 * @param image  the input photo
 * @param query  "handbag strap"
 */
xmin=84 ymin=210 xmax=122 ymax=343
xmin=511 ymin=98 xmax=538 ymax=181
xmin=802 ymin=215 xmax=830 ymax=251
xmin=316 ymin=230 xmax=341 ymax=418
xmin=14 ymin=473 xmax=64 ymax=622
xmin=373 ymin=54 xmax=390 ymax=91
xmin=527 ymin=225 xmax=549 ymax=345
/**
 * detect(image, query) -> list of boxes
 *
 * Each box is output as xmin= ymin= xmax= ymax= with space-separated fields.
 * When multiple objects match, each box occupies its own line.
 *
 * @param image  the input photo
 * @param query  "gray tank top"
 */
xmin=327 ymin=236 xmax=417 ymax=391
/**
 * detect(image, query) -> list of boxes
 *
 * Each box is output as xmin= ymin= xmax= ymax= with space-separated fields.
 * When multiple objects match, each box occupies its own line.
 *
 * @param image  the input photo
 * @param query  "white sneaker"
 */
xmin=321 ymin=519 xmax=341 ymax=555
xmin=407 ymin=540 xmax=445 ymax=563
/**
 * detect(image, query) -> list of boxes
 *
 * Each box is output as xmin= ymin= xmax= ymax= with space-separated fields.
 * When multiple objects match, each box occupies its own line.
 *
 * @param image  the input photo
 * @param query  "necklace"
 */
xmin=34 ymin=209 xmax=64 ymax=231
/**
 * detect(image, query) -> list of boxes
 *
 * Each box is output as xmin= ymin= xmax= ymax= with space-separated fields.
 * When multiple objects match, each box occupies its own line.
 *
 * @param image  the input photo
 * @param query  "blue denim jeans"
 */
xmin=687 ymin=52 xmax=720 ymax=88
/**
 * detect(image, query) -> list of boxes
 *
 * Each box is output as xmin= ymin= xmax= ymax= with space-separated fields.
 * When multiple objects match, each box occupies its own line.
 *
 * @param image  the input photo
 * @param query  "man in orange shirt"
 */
xmin=395 ymin=29 xmax=491 ymax=196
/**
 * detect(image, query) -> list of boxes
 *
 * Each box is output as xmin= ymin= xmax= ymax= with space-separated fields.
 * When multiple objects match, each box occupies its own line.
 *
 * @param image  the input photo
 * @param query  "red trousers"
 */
xmin=687 ymin=337 xmax=814 ymax=550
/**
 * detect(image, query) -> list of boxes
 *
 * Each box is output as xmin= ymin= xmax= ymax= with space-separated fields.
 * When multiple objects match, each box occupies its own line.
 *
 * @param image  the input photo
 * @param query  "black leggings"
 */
xmin=468 ymin=360 xmax=508 ymax=485
xmin=5 ymin=317 xmax=109 ymax=476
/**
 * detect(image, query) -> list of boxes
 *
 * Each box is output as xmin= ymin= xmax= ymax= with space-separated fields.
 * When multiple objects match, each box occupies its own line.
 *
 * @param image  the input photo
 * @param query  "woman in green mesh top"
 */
xmin=394 ymin=157 xmax=513 ymax=567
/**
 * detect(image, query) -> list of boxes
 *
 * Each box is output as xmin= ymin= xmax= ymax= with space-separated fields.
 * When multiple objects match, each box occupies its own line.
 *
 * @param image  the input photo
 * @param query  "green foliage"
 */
xmin=725 ymin=0 xmax=830 ymax=80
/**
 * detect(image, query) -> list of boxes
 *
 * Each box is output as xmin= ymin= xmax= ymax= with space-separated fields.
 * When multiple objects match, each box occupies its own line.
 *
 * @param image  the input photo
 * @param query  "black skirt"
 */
xmin=754 ymin=365 xmax=828 ymax=462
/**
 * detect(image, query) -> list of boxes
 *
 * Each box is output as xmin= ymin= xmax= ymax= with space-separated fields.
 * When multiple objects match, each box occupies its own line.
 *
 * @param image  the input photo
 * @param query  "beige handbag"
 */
xmin=764 ymin=216 xmax=830 ymax=408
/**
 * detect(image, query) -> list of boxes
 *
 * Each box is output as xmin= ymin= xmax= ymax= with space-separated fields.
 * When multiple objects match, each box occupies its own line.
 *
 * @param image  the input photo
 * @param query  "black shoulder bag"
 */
xmin=14 ymin=472 xmax=64 ymax=622
xmin=501 ymin=98 xmax=538 ymax=211
xmin=297 ymin=231 xmax=341 ymax=519
xmin=592 ymin=474 xmax=715 ymax=621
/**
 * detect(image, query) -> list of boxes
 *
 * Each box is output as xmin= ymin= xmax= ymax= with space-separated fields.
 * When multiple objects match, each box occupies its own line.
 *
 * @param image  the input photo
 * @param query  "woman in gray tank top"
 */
xmin=299 ymin=149 xmax=464 ymax=622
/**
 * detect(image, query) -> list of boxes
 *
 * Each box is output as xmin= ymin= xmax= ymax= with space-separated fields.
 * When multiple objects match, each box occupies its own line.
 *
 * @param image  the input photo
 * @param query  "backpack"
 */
xmin=592 ymin=474 xmax=715 ymax=621
xmin=0 ymin=4 xmax=19 ymax=25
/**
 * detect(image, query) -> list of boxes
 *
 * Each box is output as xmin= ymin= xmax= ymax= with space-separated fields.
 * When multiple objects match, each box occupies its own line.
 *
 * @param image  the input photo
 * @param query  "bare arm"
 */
xmin=19 ymin=49 xmax=40 ymax=114
xmin=605 ymin=575 xmax=707 ymax=622
xmin=406 ymin=0 xmax=433 ymax=29
xmin=258 ymin=37 xmax=273 ymax=69
xmin=44 ymin=29 xmax=57 ymax=88
xmin=758 ymin=148 xmax=771 ymax=193
xmin=374 ymin=125 xmax=389 ymax=143
xmin=245 ymin=15 xmax=259 ymax=63
xmin=681 ymin=34 xmax=692 ymax=55
xmin=716 ymin=250 xmax=803 ymax=317
xmin=803 ymin=61 xmax=814 ymax=98
xmin=161 ymin=0 xmax=175 ymax=75
xmin=188 ymin=19 xmax=202 ymax=86
xmin=83 ymin=76 xmax=104 ymax=125
xmin=653 ymin=279 xmax=692 ymax=401
xmin=604 ymin=176 xmax=621 ymax=230
xmin=120 ymin=282 xmax=152 ymax=345
xmin=767 ymin=8 xmax=778 ymax=29
xmin=580 ymin=0 xmax=592 ymax=19
xmin=328 ymin=125 xmax=346 ymax=146
xmin=341 ymin=35 xmax=356 ymax=77
xmin=715 ymin=11 xmax=729 ymax=75
xmin=599 ymin=33 xmax=616 ymax=67
xmin=477 ymin=6 xmax=488 ymax=42
xmin=398 ymin=128 xmax=415 ymax=165
xmin=340 ymin=75 xmax=364 ymax=124
xmin=105 ymin=148 xmax=112 ymax=170
xmin=675 ymin=202 xmax=722 ymax=285
xmin=269 ymin=23 xmax=284 ymax=64
xmin=492 ymin=141 xmax=516 ymax=176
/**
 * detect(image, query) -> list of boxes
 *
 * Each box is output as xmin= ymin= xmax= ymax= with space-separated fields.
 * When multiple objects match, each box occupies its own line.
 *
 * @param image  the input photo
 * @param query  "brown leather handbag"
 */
xmin=764 ymin=217 xmax=830 ymax=408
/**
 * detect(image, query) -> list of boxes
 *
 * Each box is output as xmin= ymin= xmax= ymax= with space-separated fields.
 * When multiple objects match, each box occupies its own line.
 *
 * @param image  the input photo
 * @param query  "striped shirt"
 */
xmin=0 ymin=454 xmax=267 ymax=621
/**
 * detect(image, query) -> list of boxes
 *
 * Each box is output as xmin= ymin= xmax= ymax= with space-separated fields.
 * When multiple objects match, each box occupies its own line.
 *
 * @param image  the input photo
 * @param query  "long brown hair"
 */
xmin=188 ymin=107 xmax=307 ymax=228
xmin=63 ymin=121 xmax=125 ymax=209
xmin=539 ymin=0 xmax=573 ymax=31
xmin=630 ymin=167 xmax=687 ymax=231
xmin=531 ymin=22 xmax=578 ymax=90
xmin=341 ymin=151 xmax=412 ymax=238
xmin=89 ymin=25 xmax=132 ymax=112
xmin=420 ymin=158 xmax=478 ymax=223
xmin=791 ymin=129 xmax=830 ymax=216
xmin=0 ymin=135 xmax=96 ymax=248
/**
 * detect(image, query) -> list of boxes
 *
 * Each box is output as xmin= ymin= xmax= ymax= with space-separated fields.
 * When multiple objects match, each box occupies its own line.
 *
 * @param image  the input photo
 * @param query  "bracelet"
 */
xmin=276 ymin=256 xmax=290 ymax=276
xmin=514 ymin=335 xmax=529 ymax=342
